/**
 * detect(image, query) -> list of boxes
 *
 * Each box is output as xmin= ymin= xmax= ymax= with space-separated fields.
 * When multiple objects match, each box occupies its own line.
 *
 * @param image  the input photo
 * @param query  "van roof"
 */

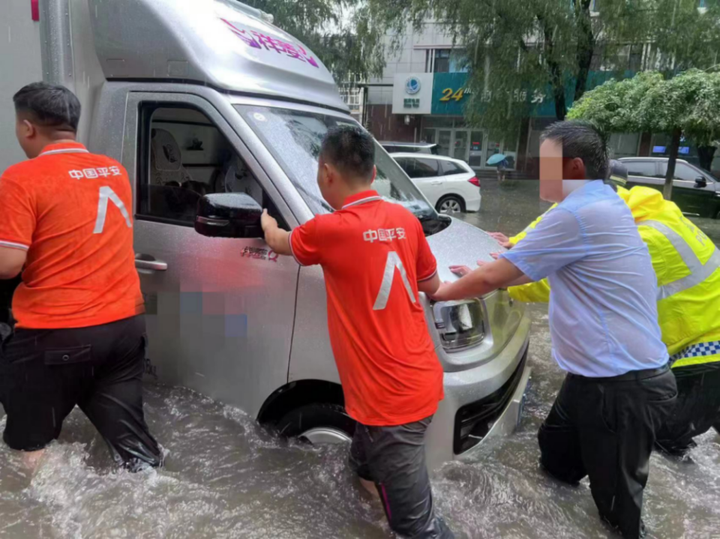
xmin=89 ymin=0 xmax=348 ymax=113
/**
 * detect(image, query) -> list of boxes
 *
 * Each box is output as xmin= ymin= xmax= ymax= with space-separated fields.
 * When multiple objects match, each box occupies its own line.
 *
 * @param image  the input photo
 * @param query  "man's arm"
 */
xmin=0 ymin=247 xmax=27 ymax=280
xmin=0 ymin=174 xmax=34 ymax=278
xmin=431 ymin=259 xmax=527 ymax=302
xmin=418 ymin=272 xmax=442 ymax=296
xmin=261 ymin=210 xmax=292 ymax=256
xmin=450 ymin=263 xmax=533 ymax=287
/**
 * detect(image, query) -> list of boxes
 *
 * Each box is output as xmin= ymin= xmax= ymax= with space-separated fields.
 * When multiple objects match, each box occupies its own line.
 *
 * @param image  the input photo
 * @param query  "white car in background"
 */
xmin=391 ymin=153 xmax=481 ymax=215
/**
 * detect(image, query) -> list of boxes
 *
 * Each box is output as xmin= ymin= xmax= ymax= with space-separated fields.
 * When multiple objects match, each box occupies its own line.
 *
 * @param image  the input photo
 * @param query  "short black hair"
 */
xmin=541 ymin=121 xmax=608 ymax=181
xmin=320 ymin=125 xmax=375 ymax=181
xmin=13 ymin=82 xmax=81 ymax=133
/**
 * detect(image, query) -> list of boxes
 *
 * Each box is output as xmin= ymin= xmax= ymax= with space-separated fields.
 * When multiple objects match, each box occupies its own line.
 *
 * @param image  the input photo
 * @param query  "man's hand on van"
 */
xmin=450 ymin=265 xmax=472 ymax=277
xmin=432 ymin=259 xmax=529 ymax=302
xmin=488 ymin=232 xmax=513 ymax=250
xmin=261 ymin=209 xmax=292 ymax=256
xmin=450 ymin=259 xmax=496 ymax=278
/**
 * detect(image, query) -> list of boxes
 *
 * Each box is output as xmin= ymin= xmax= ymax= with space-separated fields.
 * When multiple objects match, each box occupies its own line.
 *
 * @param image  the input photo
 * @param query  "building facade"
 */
xmin=364 ymin=20 xmax=720 ymax=176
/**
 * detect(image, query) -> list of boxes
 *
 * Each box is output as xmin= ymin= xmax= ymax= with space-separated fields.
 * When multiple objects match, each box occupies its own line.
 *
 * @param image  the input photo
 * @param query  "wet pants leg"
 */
xmin=78 ymin=316 xmax=162 ymax=470
xmin=350 ymin=417 xmax=454 ymax=538
xmin=539 ymin=368 xmax=677 ymax=538
xmin=0 ymin=315 xmax=162 ymax=470
xmin=655 ymin=367 xmax=720 ymax=455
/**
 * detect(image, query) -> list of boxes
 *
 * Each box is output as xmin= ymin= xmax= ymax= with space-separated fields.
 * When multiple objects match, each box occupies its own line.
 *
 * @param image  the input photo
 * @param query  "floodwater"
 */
xmin=0 ymin=179 xmax=719 ymax=538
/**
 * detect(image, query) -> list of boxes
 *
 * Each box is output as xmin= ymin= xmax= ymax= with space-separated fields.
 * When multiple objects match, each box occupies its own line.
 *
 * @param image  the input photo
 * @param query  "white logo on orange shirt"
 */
xmin=69 ymin=166 xmax=122 ymax=180
xmin=363 ymin=228 xmax=406 ymax=243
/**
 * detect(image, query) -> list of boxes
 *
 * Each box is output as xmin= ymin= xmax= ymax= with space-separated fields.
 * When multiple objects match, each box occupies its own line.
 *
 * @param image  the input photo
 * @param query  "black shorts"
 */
xmin=0 ymin=315 xmax=161 ymax=470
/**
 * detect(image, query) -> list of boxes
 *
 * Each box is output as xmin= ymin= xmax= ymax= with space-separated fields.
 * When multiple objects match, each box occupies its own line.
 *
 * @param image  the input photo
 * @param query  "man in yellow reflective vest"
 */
xmin=484 ymin=163 xmax=720 ymax=455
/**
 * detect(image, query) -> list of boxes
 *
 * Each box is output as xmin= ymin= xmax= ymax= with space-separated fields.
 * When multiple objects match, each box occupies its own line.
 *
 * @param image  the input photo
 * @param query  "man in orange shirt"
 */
xmin=262 ymin=126 xmax=454 ymax=538
xmin=0 ymin=83 xmax=161 ymax=471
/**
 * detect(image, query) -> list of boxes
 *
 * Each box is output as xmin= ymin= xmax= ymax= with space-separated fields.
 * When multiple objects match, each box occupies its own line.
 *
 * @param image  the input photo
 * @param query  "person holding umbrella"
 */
xmin=487 ymin=152 xmax=509 ymax=182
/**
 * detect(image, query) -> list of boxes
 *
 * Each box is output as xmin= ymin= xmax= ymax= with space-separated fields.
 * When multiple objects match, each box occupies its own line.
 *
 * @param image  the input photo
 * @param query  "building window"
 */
xmin=434 ymin=50 xmax=451 ymax=73
xmin=339 ymin=87 xmax=363 ymax=112
xmin=591 ymin=44 xmax=644 ymax=72
xmin=428 ymin=49 xmax=469 ymax=73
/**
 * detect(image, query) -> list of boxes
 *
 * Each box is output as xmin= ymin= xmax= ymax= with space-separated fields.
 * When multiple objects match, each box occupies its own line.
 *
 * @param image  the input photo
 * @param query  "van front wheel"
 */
xmin=277 ymin=404 xmax=356 ymax=444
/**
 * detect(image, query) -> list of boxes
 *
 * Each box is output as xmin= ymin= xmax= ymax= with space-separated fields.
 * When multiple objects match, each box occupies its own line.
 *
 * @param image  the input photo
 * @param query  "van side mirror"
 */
xmin=195 ymin=193 xmax=263 ymax=238
xmin=695 ymin=177 xmax=707 ymax=188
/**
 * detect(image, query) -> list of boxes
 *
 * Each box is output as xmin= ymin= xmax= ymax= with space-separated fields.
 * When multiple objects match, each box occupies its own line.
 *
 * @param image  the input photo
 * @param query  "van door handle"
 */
xmin=135 ymin=256 xmax=168 ymax=272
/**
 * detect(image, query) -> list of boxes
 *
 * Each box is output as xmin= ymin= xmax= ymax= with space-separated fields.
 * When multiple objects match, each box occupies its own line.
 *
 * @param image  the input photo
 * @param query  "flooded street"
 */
xmin=1 ymin=179 xmax=719 ymax=538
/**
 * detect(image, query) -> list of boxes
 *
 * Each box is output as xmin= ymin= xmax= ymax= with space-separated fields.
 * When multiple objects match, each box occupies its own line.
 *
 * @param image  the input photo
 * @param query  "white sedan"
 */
xmin=391 ymin=153 xmax=481 ymax=215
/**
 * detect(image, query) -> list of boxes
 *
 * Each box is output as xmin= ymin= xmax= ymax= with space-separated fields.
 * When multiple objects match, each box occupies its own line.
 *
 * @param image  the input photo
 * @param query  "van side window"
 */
xmin=136 ymin=105 xmax=285 ymax=232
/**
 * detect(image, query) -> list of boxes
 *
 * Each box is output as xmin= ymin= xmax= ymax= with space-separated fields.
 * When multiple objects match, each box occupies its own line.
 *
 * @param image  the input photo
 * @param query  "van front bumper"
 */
xmin=424 ymin=316 xmax=531 ymax=470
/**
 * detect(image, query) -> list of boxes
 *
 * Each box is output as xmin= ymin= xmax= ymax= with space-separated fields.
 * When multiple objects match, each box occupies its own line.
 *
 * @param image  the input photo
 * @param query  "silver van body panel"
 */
xmin=2 ymin=0 xmax=532 ymax=469
xmin=87 ymin=0 xmax=348 ymax=113
xmin=0 ymin=1 xmax=44 ymax=170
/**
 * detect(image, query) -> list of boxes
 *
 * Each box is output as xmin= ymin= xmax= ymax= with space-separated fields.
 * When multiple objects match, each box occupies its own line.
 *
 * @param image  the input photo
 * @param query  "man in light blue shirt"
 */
xmin=432 ymin=121 xmax=677 ymax=539
xmin=502 ymin=178 xmax=668 ymax=377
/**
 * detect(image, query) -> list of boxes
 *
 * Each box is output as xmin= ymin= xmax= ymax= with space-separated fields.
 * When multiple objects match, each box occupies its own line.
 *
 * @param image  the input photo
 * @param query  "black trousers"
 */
xmin=538 ymin=366 xmax=677 ymax=538
xmin=350 ymin=416 xmax=454 ymax=539
xmin=0 ymin=276 xmax=20 ymax=327
xmin=656 ymin=364 xmax=720 ymax=454
xmin=0 ymin=315 xmax=162 ymax=471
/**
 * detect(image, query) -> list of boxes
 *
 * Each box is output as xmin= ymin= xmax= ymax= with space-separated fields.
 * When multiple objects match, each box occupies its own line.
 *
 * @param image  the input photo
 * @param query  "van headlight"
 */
xmin=433 ymin=300 xmax=486 ymax=352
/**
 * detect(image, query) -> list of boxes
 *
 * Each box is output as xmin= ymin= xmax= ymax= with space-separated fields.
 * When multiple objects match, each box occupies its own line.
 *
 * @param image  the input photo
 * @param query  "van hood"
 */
xmin=426 ymin=218 xmax=506 ymax=281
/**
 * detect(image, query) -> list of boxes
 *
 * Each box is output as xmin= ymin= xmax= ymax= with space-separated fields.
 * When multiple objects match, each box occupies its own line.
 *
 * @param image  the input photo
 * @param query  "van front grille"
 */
xmin=454 ymin=349 xmax=528 ymax=454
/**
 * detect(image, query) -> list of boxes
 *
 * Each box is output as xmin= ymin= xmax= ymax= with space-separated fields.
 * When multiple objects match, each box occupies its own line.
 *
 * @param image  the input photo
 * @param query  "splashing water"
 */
xmin=0 ymin=180 xmax=717 ymax=538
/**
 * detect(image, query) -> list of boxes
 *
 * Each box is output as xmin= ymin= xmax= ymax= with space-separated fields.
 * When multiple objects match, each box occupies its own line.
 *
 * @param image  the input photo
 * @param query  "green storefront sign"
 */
xmin=430 ymin=71 xmax=632 ymax=117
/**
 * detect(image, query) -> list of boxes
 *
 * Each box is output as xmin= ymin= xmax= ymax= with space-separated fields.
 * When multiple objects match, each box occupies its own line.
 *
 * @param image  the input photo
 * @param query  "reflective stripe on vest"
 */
xmin=671 ymin=340 xmax=720 ymax=363
xmin=640 ymin=220 xmax=720 ymax=301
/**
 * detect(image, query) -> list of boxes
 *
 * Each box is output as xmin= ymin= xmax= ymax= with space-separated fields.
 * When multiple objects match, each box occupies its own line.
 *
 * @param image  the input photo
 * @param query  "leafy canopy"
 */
xmin=568 ymin=70 xmax=720 ymax=146
xmin=360 ymin=0 xmax=720 ymax=139
xmin=244 ymin=0 xmax=381 ymax=82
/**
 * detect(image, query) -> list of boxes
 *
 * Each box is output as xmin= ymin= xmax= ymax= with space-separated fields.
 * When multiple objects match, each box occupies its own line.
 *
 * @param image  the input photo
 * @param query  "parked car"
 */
xmin=620 ymin=157 xmax=720 ymax=219
xmin=380 ymin=141 xmax=439 ymax=155
xmin=1 ymin=0 xmax=530 ymax=470
xmin=391 ymin=154 xmax=481 ymax=215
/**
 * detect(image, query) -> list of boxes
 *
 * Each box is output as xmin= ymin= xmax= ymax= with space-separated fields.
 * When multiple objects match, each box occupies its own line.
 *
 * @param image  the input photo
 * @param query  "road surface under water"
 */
xmin=0 ymin=179 xmax=718 ymax=538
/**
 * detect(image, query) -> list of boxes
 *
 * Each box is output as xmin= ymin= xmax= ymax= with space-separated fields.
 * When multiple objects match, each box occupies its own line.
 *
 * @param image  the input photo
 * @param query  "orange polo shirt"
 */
xmin=0 ymin=142 xmax=144 ymax=329
xmin=290 ymin=190 xmax=444 ymax=426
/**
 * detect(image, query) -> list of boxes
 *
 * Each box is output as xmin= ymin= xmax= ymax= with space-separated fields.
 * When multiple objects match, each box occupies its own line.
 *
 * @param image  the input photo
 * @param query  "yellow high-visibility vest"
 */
xmin=507 ymin=186 xmax=720 ymax=367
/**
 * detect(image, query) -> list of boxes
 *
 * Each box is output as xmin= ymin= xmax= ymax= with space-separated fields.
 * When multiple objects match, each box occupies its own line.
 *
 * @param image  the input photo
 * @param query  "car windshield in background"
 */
xmin=236 ymin=106 xmax=436 ymax=219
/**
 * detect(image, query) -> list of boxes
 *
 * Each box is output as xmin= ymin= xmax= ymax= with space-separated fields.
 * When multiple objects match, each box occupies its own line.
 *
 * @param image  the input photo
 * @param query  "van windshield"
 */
xmin=235 ymin=105 xmax=437 ymax=219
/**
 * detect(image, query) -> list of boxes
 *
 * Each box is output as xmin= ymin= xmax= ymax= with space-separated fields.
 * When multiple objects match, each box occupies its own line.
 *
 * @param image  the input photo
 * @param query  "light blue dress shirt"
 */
xmin=502 ymin=180 xmax=669 ymax=377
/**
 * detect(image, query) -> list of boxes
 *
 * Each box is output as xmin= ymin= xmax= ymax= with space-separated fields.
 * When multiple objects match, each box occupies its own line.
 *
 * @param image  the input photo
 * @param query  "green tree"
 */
xmin=568 ymin=70 xmax=720 ymax=198
xmin=244 ymin=0 xmax=382 ymax=82
xmin=361 ymin=0 xmax=720 ymax=141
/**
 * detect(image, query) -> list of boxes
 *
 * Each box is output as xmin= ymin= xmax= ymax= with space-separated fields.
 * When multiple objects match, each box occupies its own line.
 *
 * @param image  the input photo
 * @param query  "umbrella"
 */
xmin=486 ymin=153 xmax=507 ymax=166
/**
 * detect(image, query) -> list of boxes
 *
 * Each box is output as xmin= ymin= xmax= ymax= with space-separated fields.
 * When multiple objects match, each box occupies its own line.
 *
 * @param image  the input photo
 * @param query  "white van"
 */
xmin=0 ymin=0 xmax=531 ymax=469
